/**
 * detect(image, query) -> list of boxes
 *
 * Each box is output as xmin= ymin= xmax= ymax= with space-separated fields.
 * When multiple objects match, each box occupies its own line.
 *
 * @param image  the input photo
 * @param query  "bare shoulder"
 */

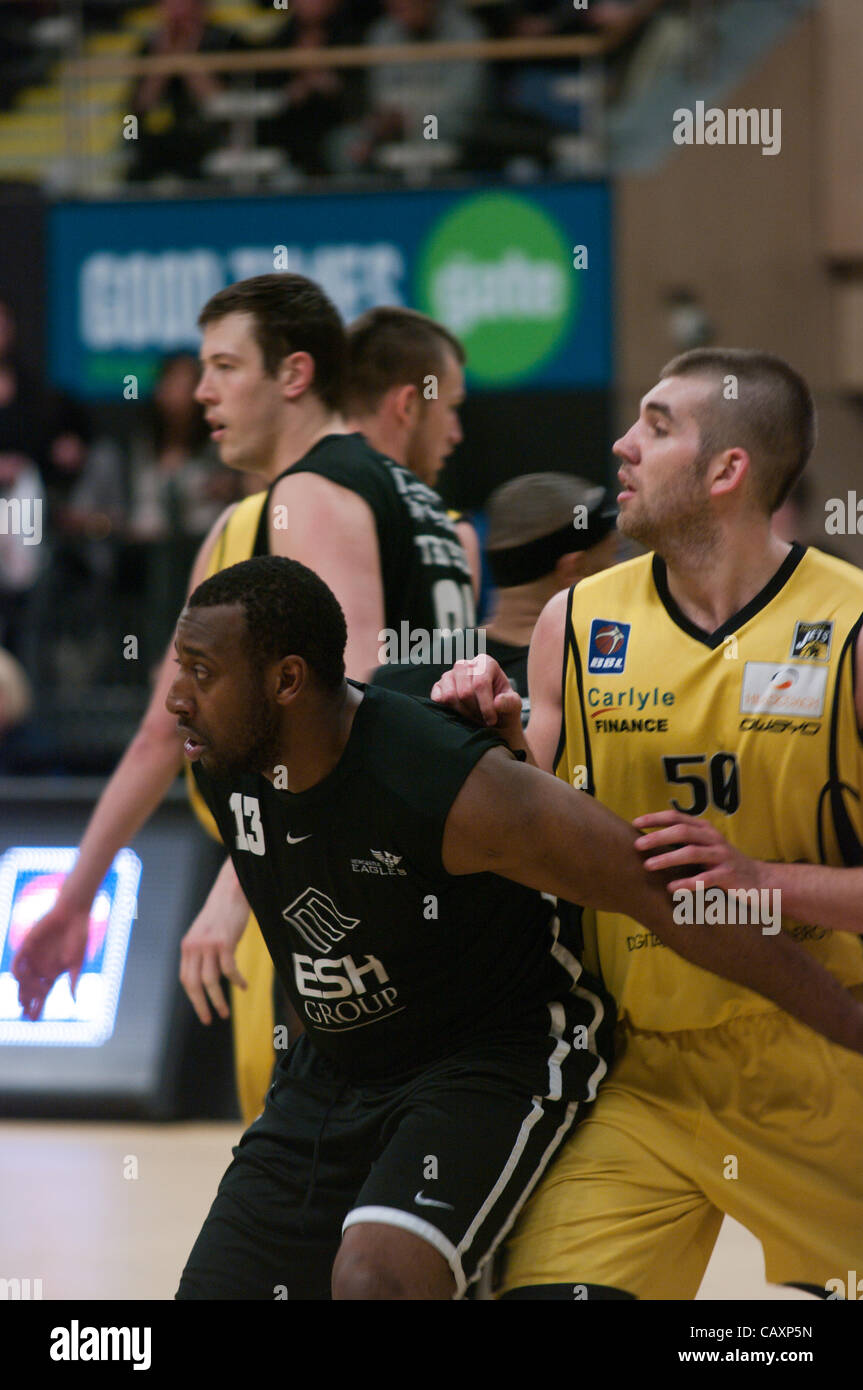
xmin=187 ymin=502 xmax=238 ymax=594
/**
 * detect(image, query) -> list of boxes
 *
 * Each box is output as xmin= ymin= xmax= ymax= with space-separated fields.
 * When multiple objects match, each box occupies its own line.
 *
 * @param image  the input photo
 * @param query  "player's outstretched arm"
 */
xmin=12 ymin=506 xmax=235 ymax=1019
xmin=180 ymin=856 xmax=250 ymax=1025
xmin=442 ymin=748 xmax=863 ymax=1055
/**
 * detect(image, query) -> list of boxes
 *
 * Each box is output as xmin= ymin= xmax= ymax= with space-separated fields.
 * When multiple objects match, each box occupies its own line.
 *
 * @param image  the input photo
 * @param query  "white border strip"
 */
xmin=343 ymin=1205 xmax=466 ymax=1298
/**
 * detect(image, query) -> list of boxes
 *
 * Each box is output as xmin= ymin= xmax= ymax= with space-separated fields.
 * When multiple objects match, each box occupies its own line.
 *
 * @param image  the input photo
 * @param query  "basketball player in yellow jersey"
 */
xmin=433 ymin=348 xmax=863 ymax=1299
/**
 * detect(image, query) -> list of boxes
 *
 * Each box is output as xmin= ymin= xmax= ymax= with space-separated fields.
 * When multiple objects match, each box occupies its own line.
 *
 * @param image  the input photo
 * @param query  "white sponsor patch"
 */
xmin=740 ymin=662 xmax=828 ymax=718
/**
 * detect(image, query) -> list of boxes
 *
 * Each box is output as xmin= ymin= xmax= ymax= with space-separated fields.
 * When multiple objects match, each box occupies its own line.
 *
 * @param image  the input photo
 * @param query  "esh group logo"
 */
xmin=587 ymin=619 xmax=631 ymax=674
xmin=416 ymin=192 xmax=575 ymax=384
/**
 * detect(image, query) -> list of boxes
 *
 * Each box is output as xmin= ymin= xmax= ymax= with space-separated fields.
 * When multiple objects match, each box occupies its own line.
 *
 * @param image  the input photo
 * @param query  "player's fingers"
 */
xmin=666 ymin=868 xmax=735 ymax=894
xmin=633 ymin=810 xmax=698 ymax=828
xmin=200 ymin=952 xmax=229 ymax=1020
xmin=454 ymin=660 xmax=496 ymax=724
xmin=180 ymin=950 xmax=212 ymax=1025
xmin=429 ymin=670 xmax=456 ymax=702
xmin=642 ymin=844 xmax=722 ymax=871
xmin=635 ymin=822 xmax=717 ymax=850
xmin=218 ymin=948 xmax=247 ymax=991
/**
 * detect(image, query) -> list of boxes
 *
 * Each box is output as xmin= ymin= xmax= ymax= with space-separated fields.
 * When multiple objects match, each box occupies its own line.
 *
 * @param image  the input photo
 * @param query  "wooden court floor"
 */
xmin=0 ymin=1120 xmax=812 ymax=1301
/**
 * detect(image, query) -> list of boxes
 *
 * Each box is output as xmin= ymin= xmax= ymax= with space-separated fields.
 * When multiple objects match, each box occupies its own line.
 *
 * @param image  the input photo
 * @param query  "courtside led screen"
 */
xmin=0 ymin=781 xmax=229 ymax=1117
xmin=0 ymin=847 xmax=141 ymax=1045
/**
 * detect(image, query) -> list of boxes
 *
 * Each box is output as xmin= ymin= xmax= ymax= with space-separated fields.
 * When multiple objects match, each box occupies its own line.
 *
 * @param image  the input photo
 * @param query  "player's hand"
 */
xmin=430 ymin=657 xmax=523 ymax=743
xmin=180 ymin=900 xmax=248 ymax=1025
xmin=11 ymin=902 xmax=90 ymax=1022
xmin=633 ymin=811 xmax=765 ymax=895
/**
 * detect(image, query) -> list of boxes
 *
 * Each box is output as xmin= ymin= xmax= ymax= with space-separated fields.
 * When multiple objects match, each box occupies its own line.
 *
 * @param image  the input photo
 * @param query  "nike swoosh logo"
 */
xmin=286 ymin=833 xmax=312 ymax=845
xmin=414 ymin=1191 xmax=454 ymax=1210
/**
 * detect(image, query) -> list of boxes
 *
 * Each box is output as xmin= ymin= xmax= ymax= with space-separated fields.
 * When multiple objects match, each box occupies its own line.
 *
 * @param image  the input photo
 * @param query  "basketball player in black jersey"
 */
xmin=168 ymin=556 xmax=863 ymax=1300
xmin=14 ymin=276 xmax=476 ymax=1045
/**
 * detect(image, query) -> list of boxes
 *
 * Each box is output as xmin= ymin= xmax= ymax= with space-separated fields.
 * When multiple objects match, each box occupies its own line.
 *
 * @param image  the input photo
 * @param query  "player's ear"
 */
xmin=555 ymin=551 xmax=586 ymax=587
xmin=391 ymin=382 xmax=420 ymax=427
xmin=273 ymin=655 xmax=306 ymax=704
xmin=709 ymin=446 xmax=749 ymax=498
xmin=279 ymin=351 xmax=316 ymax=401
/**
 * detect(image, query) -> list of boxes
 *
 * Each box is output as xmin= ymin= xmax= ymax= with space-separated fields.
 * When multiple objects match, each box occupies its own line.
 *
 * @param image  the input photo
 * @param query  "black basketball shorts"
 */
xmin=176 ymin=1033 xmax=590 ymax=1300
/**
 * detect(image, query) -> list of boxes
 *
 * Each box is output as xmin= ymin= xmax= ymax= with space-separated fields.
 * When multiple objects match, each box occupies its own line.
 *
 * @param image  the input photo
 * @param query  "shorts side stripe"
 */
xmin=466 ymin=1098 xmax=581 ymax=1292
xmin=342 ymin=1205 xmax=466 ymax=1296
xmin=457 ymin=1096 xmax=547 ymax=1261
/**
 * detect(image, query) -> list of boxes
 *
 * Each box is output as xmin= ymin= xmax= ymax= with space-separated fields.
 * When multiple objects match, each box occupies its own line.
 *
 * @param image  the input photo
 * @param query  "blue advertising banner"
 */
xmin=48 ymin=182 xmax=611 ymax=400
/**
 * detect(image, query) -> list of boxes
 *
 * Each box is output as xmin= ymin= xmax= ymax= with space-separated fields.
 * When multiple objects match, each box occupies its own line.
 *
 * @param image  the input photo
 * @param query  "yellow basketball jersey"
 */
xmin=185 ymin=492 xmax=268 ymax=840
xmin=557 ymin=542 xmax=863 ymax=1030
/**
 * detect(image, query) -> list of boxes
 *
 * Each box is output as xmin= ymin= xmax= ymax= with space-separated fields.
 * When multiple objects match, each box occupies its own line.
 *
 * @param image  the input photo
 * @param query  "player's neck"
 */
xmin=265 ymin=404 xmax=352 ymax=481
xmin=265 ymin=682 xmax=363 ymax=794
xmin=485 ymin=584 xmax=552 ymax=648
xmin=661 ymin=527 xmax=793 ymax=633
xmin=346 ymin=412 xmax=405 ymax=466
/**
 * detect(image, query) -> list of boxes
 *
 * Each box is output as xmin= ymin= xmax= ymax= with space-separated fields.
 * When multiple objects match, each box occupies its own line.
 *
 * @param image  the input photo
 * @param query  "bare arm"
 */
xmin=522 ymin=588 xmax=569 ymax=772
xmin=454 ymin=519 xmax=481 ymax=605
xmin=442 ymin=748 xmax=863 ymax=1055
xmin=12 ymin=506 xmax=235 ymax=1017
xmin=268 ymin=473 xmax=385 ymax=681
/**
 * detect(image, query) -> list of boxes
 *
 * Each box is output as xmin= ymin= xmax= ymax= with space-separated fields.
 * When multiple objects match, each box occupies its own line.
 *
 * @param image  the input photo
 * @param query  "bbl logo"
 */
xmin=790 ymin=620 xmax=833 ymax=662
xmin=588 ymin=619 xmax=631 ymax=674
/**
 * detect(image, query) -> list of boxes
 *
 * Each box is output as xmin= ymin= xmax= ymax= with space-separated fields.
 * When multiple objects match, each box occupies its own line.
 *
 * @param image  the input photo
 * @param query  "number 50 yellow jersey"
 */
xmin=556 ymin=542 xmax=863 ymax=1031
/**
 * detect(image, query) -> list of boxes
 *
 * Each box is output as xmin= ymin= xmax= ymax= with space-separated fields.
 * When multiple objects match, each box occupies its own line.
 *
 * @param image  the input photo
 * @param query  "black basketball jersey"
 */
xmin=192 ymin=682 xmax=614 ymax=1090
xmin=254 ymin=433 xmax=476 ymax=637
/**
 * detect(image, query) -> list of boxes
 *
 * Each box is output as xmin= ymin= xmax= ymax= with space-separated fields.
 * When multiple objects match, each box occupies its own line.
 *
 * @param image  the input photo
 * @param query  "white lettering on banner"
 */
xmin=431 ymin=253 xmax=565 ymax=334
xmin=80 ymin=250 xmax=224 ymax=349
xmin=78 ymin=245 xmax=406 ymax=352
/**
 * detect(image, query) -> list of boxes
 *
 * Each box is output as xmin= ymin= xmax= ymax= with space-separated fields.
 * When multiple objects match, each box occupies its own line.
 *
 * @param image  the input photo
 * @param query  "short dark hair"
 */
xmin=198 ymin=274 xmax=346 ymax=411
xmin=345 ymin=306 xmax=465 ymax=415
xmin=659 ymin=348 xmax=816 ymax=514
xmin=187 ymin=555 xmax=347 ymax=691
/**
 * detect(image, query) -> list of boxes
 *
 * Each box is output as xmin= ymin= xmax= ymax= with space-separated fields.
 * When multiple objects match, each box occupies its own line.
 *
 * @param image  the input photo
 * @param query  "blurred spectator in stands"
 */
xmin=258 ymin=0 xmax=365 ymax=177
xmin=0 ymin=295 xmax=44 ymax=660
xmin=126 ymin=0 xmax=240 ymax=184
xmin=338 ymin=0 xmax=489 ymax=173
xmin=513 ymin=0 xmax=644 ymax=38
xmin=0 ymin=450 xmax=44 ymax=664
xmin=0 ymin=296 xmax=43 ymax=472
xmin=0 ymin=643 xmax=32 ymax=760
xmin=127 ymin=353 xmax=234 ymax=544
xmin=26 ymin=395 xmax=126 ymax=685
xmin=126 ymin=353 xmax=241 ymax=661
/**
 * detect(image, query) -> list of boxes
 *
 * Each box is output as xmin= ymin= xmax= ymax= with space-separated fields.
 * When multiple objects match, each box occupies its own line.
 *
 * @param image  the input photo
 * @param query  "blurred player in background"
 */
xmin=345 ymin=305 xmax=480 ymax=597
xmin=433 ymin=348 xmax=863 ymax=1299
xmin=373 ymin=471 xmax=619 ymax=708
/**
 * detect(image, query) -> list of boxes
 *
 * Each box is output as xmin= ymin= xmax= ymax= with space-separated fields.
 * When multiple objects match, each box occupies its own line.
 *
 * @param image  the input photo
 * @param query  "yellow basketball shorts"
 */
xmin=498 ymin=990 xmax=863 ymax=1299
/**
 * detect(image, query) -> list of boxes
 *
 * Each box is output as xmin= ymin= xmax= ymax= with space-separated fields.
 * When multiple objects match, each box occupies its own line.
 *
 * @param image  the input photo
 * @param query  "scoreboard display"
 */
xmin=0 ymin=779 xmax=234 ymax=1118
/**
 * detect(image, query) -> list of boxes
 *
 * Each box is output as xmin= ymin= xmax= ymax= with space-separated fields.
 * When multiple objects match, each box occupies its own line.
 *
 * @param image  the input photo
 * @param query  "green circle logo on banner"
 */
xmin=416 ymin=192 xmax=576 ymax=384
